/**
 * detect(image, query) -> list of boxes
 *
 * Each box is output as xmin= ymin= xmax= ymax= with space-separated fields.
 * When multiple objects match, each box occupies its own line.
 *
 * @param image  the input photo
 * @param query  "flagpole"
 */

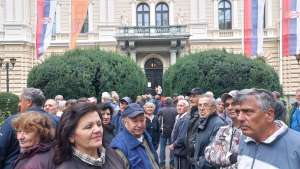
xmin=241 ymin=0 xmax=244 ymax=55
xmin=279 ymin=0 xmax=283 ymax=85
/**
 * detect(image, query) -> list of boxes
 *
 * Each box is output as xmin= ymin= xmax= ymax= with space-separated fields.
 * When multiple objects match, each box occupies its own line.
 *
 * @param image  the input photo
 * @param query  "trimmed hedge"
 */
xmin=163 ymin=49 xmax=282 ymax=97
xmin=0 ymin=92 xmax=19 ymax=124
xmin=27 ymin=48 xmax=147 ymax=99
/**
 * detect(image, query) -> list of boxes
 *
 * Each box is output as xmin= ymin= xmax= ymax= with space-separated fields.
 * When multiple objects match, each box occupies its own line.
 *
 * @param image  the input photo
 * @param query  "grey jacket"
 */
xmin=238 ymin=121 xmax=300 ymax=169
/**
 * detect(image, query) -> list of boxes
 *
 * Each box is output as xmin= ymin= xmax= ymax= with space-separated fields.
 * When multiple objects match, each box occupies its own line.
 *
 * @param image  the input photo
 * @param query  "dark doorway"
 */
xmin=144 ymin=58 xmax=163 ymax=90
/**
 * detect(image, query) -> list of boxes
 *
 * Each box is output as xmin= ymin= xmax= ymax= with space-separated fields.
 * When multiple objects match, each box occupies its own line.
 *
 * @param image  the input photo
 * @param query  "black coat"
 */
xmin=55 ymin=148 xmax=126 ymax=169
xmin=146 ymin=115 xmax=160 ymax=150
xmin=103 ymin=123 xmax=115 ymax=148
xmin=192 ymin=113 xmax=226 ymax=169
xmin=158 ymin=106 xmax=177 ymax=137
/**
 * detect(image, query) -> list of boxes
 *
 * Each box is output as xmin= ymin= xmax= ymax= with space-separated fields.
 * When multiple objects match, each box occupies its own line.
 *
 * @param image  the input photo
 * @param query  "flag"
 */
xmin=282 ymin=0 xmax=300 ymax=56
xmin=243 ymin=0 xmax=265 ymax=57
xmin=36 ymin=0 xmax=57 ymax=58
xmin=70 ymin=0 xmax=89 ymax=49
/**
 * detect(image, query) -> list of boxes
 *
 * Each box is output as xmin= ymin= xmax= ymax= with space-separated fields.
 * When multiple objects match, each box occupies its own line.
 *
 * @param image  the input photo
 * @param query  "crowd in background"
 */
xmin=0 ymin=87 xmax=300 ymax=169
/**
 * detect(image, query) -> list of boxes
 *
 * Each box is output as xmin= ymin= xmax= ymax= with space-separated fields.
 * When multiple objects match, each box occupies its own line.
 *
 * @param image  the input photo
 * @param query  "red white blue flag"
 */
xmin=36 ymin=0 xmax=56 ymax=58
xmin=244 ymin=0 xmax=265 ymax=57
xmin=282 ymin=0 xmax=300 ymax=56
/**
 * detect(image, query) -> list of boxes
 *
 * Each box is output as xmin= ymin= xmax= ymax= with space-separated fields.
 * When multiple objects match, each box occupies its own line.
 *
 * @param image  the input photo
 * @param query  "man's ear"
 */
xmin=266 ymin=107 xmax=275 ymax=122
xmin=27 ymin=99 xmax=33 ymax=108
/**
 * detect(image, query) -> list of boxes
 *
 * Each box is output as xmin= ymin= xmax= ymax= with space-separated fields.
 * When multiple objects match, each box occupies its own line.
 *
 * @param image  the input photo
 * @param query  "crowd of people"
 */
xmin=0 ymin=87 xmax=300 ymax=169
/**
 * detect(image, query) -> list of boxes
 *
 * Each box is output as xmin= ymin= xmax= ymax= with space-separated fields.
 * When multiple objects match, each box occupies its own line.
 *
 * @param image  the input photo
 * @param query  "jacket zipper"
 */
xmin=250 ymin=144 xmax=259 ymax=169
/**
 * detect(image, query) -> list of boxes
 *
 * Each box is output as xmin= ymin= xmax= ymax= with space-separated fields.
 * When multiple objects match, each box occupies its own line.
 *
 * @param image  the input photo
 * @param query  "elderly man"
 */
xmin=44 ymin=99 xmax=59 ymax=115
xmin=169 ymin=99 xmax=190 ymax=169
xmin=110 ymin=103 xmax=159 ymax=169
xmin=190 ymin=94 xmax=226 ymax=169
xmin=237 ymin=89 xmax=300 ymax=169
xmin=0 ymin=88 xmax=59 ymax=169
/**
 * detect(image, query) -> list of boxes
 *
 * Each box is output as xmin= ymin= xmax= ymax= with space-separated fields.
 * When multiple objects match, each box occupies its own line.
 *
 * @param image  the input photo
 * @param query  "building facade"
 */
xmin=0 ymin=0 xmax=299 ymax=100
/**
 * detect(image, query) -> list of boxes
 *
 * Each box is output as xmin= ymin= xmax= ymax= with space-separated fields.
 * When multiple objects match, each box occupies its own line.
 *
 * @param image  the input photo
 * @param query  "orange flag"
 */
xmin=70 ymin=0 xmax=89 ymax=49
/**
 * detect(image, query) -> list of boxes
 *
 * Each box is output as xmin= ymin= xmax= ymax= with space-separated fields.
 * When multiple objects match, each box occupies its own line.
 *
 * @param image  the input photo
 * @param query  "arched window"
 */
xmin=156 ymin=3 xmax=169 ymax=26
xmin=136 ymin=3 xmax=150 ymax=26
xmin=218 ymin=0 xmax=232 ymax=30
xmin=81 ymin=11 xmax=89 ymax=33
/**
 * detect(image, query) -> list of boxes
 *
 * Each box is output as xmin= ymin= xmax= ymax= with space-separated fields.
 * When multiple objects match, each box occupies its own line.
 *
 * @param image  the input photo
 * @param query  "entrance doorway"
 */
xmin=144 ymin=58 xmax=163 ymax=90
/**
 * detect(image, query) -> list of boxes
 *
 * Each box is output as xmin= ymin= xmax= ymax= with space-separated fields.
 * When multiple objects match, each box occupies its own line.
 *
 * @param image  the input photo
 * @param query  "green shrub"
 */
xmin=163 ymin=49 xmax=282 ymax=97
xmin=27 ymin=48 xmax=147 ymax=99
xmin=0 ymin=92 xmax=19 ymax=124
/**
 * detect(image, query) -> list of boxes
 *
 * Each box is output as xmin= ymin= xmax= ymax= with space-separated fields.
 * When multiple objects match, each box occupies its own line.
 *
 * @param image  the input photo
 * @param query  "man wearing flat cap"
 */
xmin=111 ymin=103 xmax=160 ymax=169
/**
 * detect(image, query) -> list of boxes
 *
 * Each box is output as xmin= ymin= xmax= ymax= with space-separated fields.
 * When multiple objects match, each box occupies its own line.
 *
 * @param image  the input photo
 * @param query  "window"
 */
xmin=81 ymin=11 xmax=89 ymax=33
xmin=136 ymin=3 xmax=150 ymax=26
xmin=156 ymin=3 xmax=169 ymax=26
xmin=218 ymin=0 xmax=232 ymax=30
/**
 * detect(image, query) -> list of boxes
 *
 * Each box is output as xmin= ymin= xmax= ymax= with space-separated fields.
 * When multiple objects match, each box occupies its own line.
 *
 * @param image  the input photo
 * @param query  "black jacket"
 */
xmin=192 ymin=113 xmax=226 ymax=169
xmin=103 ymin=123 xmax=115 ymax=148
xmin=158 ymin=106 xmax=177 ymax=137
xmin=146 ymin=115 xmax=160 ymax=150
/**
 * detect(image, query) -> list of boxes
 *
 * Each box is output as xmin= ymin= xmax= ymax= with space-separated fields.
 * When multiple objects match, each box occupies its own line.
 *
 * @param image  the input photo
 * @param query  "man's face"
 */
xmin=177 ymin=101 xmax=187 ymax=114
xmin=44 ymin=100 xmax=58 ymax=114
xmin=19 ymin=97 xmax=32 ymax=113
xmin=124 ymin=114 xmax=146 ymax=138
xmin=119 ymin=101 xmax=128 ymax=112
xmin=238 ymin=96 xmax=274 ymax=141
xmin=189 ymin=94 xmax=200 ymax=107
xmin=296 ymin=91 xmax=300 ymax=103
xmin=217 ymin=102 xmax=224 ymax=113
xmin=198 ymin=97 xmax=215 ymax=118
xmin=225 ymin=97 xmax=235 ymax=118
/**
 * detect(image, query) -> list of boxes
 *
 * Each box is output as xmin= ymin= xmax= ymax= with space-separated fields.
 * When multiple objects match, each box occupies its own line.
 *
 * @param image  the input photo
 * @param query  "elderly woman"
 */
xmin=12 ymin=112 xmax=55 ymax=169
xmin=97 ymin=103 xmax=115 ymax=147
xmin=144 ymin=102 xmax=160 ymax=150
xmin=53 ymin=102 xmax=125 ymax=169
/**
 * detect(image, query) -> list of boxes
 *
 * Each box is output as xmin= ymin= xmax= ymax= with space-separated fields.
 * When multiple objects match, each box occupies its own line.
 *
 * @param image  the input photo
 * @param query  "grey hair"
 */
xmin=144 ymin=102 xmax=156 ymax=109
xmin=236 ymin=88 xmax=276 ymax=112
xmin=200 ymin=94 xmax=217 ymax=108
xmin=177 ymin=99 xmax=189 ymax=108
xmin=21 ymin=88 xmax=45 ymax=107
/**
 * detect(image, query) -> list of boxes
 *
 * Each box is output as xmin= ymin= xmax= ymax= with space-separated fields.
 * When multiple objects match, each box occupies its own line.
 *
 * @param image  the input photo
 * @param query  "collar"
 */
xmin=244 ymin=120 xmax=288 ymax=144
xmin=27 ymin=106 xmax=44 ymax=112
xmin=121 ymin=127 xmax=151 ymax=150
xmin=72 ymin=147 xmax=106 ymax=167
xmin=177 ymin=112 xmax=188 ymax=119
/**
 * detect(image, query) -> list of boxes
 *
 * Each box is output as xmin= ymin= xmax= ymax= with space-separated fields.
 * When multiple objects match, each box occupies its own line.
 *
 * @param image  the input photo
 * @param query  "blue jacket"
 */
xmin=110 ymin=128 xmax=158 ymax=169
xmin=112 ymin=111 xmax=124 ymax=134
xmin=0 ymin=106 xmax=59 ymax=169
xmin=289 ymin=102 xmax=300 ymax=131
xmin=238 ymin=121 xmax=300 ymax=169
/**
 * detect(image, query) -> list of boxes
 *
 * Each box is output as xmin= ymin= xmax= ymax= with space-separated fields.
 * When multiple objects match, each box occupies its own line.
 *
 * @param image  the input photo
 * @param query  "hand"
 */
xmin=169 ymin=144 xmax=174 ymax=150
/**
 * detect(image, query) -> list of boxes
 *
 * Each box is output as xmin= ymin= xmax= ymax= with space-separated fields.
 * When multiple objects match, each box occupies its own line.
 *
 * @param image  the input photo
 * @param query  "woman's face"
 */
xmin=70 ymin=111 xmax=103 ymax=155
xmin=144 ymin=105 xmax=155 ymax=115
xmin=100 ymin=109 xmax=111 ymax=125
xmin=16 ymin=129 xmax=40 ymax=152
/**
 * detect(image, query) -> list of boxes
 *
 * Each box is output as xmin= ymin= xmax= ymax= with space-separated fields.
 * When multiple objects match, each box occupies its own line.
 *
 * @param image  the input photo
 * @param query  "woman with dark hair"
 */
xmin=12 ymin=112 xmax=55 ymax=169
xmin=53 ymin=102 xmax=126 ymax=169
xmin=97 ymin=103 xmax=115 ymax=147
